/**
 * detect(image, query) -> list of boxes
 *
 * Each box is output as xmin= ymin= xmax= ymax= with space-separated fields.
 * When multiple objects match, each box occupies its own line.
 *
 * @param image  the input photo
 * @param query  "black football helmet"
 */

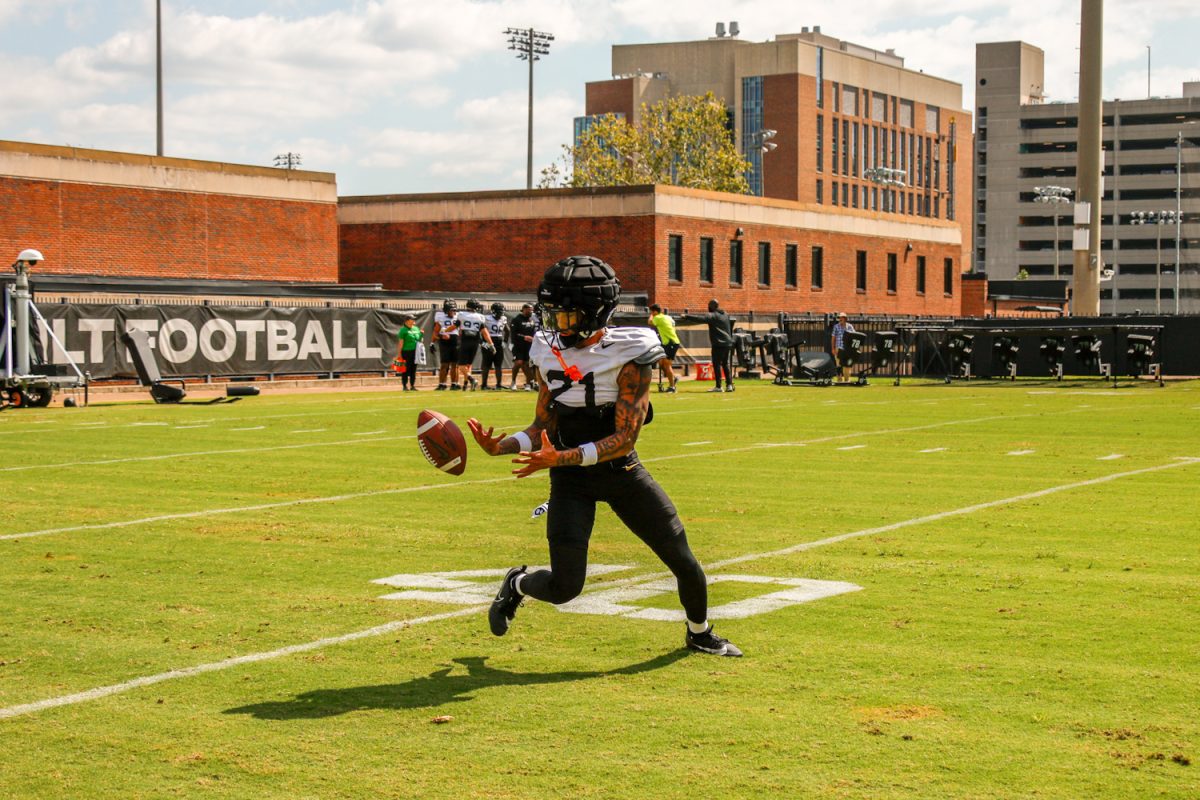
xmin=536 ymin=256 xmax=620 ymax=348
xmin=442 ymin=299 xmax=457 ymax=314
xmin=490 ymin=302 xmax=506 ymax=317
xmin=466 ymin=299 xmax=484 ymax=312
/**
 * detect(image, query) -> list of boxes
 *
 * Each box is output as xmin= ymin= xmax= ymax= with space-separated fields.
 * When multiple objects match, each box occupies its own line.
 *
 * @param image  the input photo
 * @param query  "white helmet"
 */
xmin=16 ymin=249 xmax=44 ymax=263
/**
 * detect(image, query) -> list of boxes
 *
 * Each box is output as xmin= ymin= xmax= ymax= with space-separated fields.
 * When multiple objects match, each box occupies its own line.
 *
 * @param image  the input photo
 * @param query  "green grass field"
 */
xmin=1 ymin=378 xmax=1198 ymax=799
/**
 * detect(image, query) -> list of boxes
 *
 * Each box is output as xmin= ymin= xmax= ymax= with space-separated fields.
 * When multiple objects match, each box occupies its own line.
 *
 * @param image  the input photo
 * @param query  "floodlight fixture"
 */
xmin=1129 ymin=210 xmax=1178 ymax=313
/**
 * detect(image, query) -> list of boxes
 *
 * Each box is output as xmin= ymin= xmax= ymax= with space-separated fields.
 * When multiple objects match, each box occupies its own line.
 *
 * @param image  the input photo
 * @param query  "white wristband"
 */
xmin=511 ymin=431 xmax=533 ymax=452
xmin=579 ymin=442 xmax=599 ymax=467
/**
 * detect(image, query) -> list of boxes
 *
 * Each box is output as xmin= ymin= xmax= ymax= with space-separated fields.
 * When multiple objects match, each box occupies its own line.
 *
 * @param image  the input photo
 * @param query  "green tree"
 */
xmin=566 ymin=92 xmax=751 ymax=194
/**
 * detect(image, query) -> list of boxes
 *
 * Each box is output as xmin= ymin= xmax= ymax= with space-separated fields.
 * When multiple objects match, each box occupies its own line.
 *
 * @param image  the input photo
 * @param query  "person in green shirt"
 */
xmin=649 ymin=303 xmax=681 ymax=393
xmin=395 ymin=314 xmax=424 ymax=391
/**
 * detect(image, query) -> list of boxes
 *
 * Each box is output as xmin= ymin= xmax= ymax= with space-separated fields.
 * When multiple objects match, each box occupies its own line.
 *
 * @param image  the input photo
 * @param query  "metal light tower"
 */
xmin=1034 ymin=185 xmax=1073 ymax=276
xmin=1130 ymin=210 xmax=1178 ymax=314
xmin=505 ymin=27 xmax=554 ymax=190
xmin=1073 ymin=0 xmax=1104 ymax=315
xmin=156 ymin=0 xmax=164 ymax=156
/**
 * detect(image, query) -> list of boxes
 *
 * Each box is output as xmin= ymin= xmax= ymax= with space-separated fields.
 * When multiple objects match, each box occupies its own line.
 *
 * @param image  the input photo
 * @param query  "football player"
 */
xmin=466 ymin=256 xmax=741 ymax=657
xmin=508 ymin=303 xmax=538 ymax=391
xmin=481 ymin=303 xmax=509 ymax=390
xmin=433 ymin=299 xmax=460 ymax=390
xmin=456 ymin=300 xmax=494 ymax=391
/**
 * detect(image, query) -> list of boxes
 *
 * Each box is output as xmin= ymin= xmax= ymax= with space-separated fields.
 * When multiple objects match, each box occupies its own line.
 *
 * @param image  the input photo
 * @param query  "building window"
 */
xmin=916 ymin=255 xmax=927 ymax=295
xmin=811 ymin=245 xmax=824 ymax=289
xmin=925 ymin=105 xmax=940 ymax=133
xmin=856 ymin=250 xmax=868 ymax=292
xmin=831 ymin=180 xmax=838 ymax=206
xmin=573 ymin=112 xmax=625 ymax=146
xmin=730 ymin=240 xmax=743 ymax=285
xmin=816 ymin=114 xmax=824 ymax=172
xmin=887 ymin=252 xmax=898 ymax=293
xmin=699 ymin=237 xmax=714 ymax=283
xmin=871 ymin=92 xmax=887 ymax=122
xmin=786 ymin=244 xmax=798 ymax=287
xmin=816 ymin=47 xmax=825 ymax=108
xmin=668 ymin=234 xmax=683 ymax=282
xmin=816 ymin=179 xmax=824 ymax=204
xmin=899 ymin=99 xmax=914 ymax=128
xmin=842 ymin=182 xmax=849 ymax=206
xmin=757 ymin=242 xmax=771 ymax=286
xmin=852 ymin=184 xmax=859 ymax=208
xmin=944 ymin=257 xmax=955 ymax=295
xmin=841 ymin=120 xmax=849 ymax=174
xmin=742 ymin=76 xmax=765 ymax=196
xmin=851 ymin=123 xmax=859 ymax=177
xmin=841 ymin=84 xmax=859 ymax=115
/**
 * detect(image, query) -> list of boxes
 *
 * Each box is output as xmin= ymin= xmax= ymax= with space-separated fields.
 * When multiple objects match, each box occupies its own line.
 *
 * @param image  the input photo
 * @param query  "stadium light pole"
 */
xmin=1034 ymin=185 xmax=1073 ymax=276
xmin=1130 ymin=210 xmax=1177 ymax=314
xmin=156 ymin=0 xmax=163 ymax=156
xmin=505 ymin=27 xmax=554 ymax=190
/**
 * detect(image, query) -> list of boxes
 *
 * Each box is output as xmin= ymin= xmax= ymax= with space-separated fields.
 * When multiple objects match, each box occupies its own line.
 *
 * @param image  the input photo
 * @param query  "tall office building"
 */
xmin=975 ymin=41 xmax=1200 ymax=314
xmin=579 ymin=26 xmax=974 ymax=264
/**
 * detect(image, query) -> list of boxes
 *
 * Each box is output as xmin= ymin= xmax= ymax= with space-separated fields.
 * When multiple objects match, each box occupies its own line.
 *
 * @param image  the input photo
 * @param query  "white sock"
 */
xmin=513 ymin=573 xmax=526 ymax=596
xmin=687 ymin=619 xmax=709 ymax=634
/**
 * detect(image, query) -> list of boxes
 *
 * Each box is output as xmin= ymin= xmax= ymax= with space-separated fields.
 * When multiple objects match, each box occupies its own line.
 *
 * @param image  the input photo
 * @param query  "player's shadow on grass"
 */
xmin=224 ymin=650 xmax=689 ymax=720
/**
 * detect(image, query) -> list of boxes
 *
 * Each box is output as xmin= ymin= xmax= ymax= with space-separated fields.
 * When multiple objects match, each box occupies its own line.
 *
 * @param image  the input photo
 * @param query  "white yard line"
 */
xmin=0 ymin=435 xmax=413 ymax=477
xmin=230 ymin=426 xmax=265 ymax=432
xmin=1098 ymin=454 xmax=1125 ymax=461
xmin=837 ymin=445 xmax=867 ymax=451
xmin=173 ymin=425 xmax=210 ymax=430
xmin=1006 ymin=450 xmax=1036 ymax=456
xmin=292 ymin=429 xmax=327 ymax=434
xmin=920 ymin=447 xmax=947 ymax=453
xmin=682 ymin=441 xmax=713 ymax=447
xmin=353 ymin=430 xmax=388 ymax=436
xmin=3 ymin=456 xmax=1195 ymax=721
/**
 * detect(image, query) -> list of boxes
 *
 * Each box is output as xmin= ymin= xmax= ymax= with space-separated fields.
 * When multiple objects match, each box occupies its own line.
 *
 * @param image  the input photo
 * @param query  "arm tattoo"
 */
xmin=553 ymin=361 xmax=648 ymax=466
xmin=498 ymin=368 xmax=557 ymax=454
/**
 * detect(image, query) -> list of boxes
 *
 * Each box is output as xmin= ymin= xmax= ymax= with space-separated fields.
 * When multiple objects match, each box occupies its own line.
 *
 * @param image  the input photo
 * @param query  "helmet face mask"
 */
xmin=536 ymin=256 xmax=620 ymax=348
xmin=491 ymin=302 xmax=506 ymax=317
xmin=442 ymin=299 xmax=457 ymax=314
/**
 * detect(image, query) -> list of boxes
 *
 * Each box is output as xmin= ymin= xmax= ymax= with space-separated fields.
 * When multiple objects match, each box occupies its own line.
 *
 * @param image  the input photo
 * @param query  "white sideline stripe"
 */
xmin=292 ymin=429 xmax=326 ymax=434
xmin=920 ymin=448 xmax=947 ymax=453
xmin=0 ymin=435 xmax=414 ymax=477
xmin=837 ymin=445 xmax=867 ymax=451
xmin=1098 ymin=454 xmax=1125 ymax=461
xmin=682 ymin=441 xmax=713 ymax=446
xmin=1007 ymin=449 xmax=1036 ymax=456
xmin=3 ymin=457 xmax=1195 ymax=721
xmin=231 ymin=426 xmax=265 ymax=432
xmin=173 ymin=425 xmax=210 ymax=430
xmin=0 ymin=608 xmax=482 ymax=722
xmin=354 ymin=430 xmax=388 ymax=436
xmin=129 ymin=422 xmax=169 ymax=427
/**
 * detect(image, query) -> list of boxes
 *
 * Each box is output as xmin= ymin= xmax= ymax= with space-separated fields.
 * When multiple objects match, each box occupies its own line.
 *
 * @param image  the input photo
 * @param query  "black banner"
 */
xmin=35 ymin=304 xmax=434 ymax=379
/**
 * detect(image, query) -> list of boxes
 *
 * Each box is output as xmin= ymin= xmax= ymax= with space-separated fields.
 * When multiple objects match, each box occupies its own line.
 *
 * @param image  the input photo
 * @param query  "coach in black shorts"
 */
xmin=467 ymin=256 xmax=742 ymax=657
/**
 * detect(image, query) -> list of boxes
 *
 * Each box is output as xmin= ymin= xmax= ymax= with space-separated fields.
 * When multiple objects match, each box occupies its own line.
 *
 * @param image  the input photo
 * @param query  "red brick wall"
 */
xmin=652 ymin=214 xmax=960 ymax=315
xmin=0 ymin=176 xmax=338 ymax=282
xmin=585 ymin=79 xmax=636 ymax=122
xmin=763 ymin=75 xmax=801 ymax=202
xmin=339 ymin=216 xmax=658 ymax=296
xmin=961 ymin=274 xmax=987 ymax=317
xmin=341 ymin=211 xmax=960 ymax=316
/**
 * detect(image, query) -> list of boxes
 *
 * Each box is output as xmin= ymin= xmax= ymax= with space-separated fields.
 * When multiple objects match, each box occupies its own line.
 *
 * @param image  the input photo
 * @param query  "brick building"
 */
xmin=0 ymin=140 xmax=338 ymax=283
xmin=338 ymin=184 xmax=962 ymax=315
xmin=578 ymin=27 xmax=974 ymax=266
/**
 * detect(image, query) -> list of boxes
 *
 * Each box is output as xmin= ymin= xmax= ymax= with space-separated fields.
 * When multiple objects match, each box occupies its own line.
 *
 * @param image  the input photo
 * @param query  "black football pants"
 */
xmin=519 ymin=454 xmax=709 ymax=624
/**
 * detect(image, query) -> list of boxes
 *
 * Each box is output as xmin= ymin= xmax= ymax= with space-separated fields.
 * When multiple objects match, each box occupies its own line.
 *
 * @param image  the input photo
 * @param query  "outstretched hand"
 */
xmin=511 ymin=430 xmax=560 ymax=478
xmin=466 ymin=418 xmax=507 ymax=456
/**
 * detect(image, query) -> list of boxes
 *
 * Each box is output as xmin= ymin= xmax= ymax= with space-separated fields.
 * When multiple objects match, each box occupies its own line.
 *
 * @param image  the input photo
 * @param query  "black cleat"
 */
xmin=685 ymin=625 xmax=743 ymax=657
xmin=489 ymin=566 xmax=527 ymax=636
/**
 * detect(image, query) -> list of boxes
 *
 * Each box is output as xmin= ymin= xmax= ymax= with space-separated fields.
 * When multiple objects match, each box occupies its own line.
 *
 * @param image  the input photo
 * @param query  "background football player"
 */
xmin=467 ymin=256 xmax=741 ymax=657
xmin=508 ymin=303 xmax=538 ymax=391
xmin=481 ymin=302 xmax=509 ymax=391
xmin=455 ymin=300 xmax=494 ymax=391
xmin=432 ymin=299 xmax=460 ymax=391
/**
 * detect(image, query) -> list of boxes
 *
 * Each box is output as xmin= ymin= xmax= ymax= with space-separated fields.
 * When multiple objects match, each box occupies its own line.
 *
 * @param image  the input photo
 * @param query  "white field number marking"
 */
xmin=373 ymin=567 xmax=862 ymax=622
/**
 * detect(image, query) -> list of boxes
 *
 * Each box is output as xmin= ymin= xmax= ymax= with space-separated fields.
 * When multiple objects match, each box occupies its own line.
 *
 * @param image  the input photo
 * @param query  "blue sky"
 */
xmin=2 ymin=0 xmax=1197 ymax=196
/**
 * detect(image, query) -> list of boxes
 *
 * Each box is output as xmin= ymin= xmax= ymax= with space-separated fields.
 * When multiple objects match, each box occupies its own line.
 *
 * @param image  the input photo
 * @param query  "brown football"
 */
xmin=416 ymin=409 xmax=468 ymax=476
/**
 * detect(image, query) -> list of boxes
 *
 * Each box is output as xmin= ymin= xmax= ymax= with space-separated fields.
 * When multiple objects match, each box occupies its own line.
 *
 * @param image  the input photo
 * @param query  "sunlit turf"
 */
xmin=1 ymin=378 xmax=1197 ymax=798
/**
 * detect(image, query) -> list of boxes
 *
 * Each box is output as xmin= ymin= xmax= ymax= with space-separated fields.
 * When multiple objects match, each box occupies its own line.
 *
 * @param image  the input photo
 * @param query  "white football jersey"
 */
xmin=531 ymin=327 xmax=663 ymax=409
xmin=485 ymin=314 xmax=509 ymax=339
xmin=458 ymin=311 xmax=486 ymax=337
xmin=434 ymin=311 xmax=459 ymax=337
